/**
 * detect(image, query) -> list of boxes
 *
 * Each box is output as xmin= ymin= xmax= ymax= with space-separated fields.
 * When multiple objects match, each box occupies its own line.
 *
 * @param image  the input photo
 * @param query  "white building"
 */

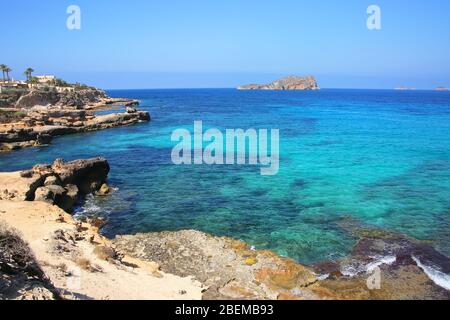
xmin=35 ymin=75 xmax=56 ymax=83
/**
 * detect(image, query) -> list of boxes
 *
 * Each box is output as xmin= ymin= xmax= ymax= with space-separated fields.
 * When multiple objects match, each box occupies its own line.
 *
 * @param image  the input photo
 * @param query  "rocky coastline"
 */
xmin=0 ymin=88 xmax=149 ymax=152
xmin=1 ymin=157 xmax=449 ymax=300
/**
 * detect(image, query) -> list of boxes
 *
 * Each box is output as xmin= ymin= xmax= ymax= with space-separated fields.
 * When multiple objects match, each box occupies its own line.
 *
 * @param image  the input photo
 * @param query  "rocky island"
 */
xmin=238 ymin=75 xmax=320 ymax=91
xmin=0 ymin=75 xmax=149 ymax=152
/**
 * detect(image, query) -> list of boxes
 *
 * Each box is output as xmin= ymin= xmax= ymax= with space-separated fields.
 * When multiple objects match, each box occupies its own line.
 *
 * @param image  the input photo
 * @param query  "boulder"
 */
xmin=44 ymin=175 xmax=61 ymax=187
xmin=34 ymin=185 xmax=67 ymax=204
xmin=34 ymin=183 xmax=79 ymax=212
xmin=59 ymin=184 xmax=79 ymax=212
xmin=51 ymin=157 xmax=110 ymax=194
xmin=97 ymin=183 xmax=111 ymax=196
xmin=35 ymin=133 xmax=52 ymax=146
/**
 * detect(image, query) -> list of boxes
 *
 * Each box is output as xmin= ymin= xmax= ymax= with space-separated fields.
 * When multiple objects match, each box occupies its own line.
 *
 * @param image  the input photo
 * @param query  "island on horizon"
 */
xmin=238 ymin=75 xmax=320 ymax=91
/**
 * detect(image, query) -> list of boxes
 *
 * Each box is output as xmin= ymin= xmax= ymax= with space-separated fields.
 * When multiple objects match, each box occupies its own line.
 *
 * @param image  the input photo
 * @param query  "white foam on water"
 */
xmin=412 ymin=256 xmax=450 ymax=291
xmin=74 ymin=194 xmax=102 ymax=218
xmin=316 ymin=273 xmax=330 ymax=281
xmin=366 ymin=255 xmax=397 ymax=272
xmin=340 ymin=264 xmax=363 ymax=277
xmin=340 ymin=255 xmax=397 ymax=277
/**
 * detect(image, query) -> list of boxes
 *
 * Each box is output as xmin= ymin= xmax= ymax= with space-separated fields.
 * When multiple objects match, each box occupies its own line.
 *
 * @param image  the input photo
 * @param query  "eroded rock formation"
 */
xmin=0 ymin=157 xmax=109 ymax=212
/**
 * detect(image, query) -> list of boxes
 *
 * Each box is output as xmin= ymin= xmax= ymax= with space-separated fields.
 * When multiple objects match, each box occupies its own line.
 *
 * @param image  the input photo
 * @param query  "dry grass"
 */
xmin=0 ymin=222 xmax=61 ymax=299
xmin=0 ymin=222 xmax=40 ymax=276
xmin=75 ymin=258 xmax=92 ymax=271
xmin=93 ymin=246 xmax=116 ymax=262
xmin=75 ymin=257 xmax=103 ymax=273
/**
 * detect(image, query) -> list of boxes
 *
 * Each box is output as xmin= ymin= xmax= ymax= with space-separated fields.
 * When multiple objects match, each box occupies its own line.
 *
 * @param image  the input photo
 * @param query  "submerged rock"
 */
xmin=97 ymin=183 xmax=111 ymax=196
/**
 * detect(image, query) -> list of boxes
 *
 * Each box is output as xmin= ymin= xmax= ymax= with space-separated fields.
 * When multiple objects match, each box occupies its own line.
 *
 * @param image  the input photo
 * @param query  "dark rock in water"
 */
xmin=97 ymin=183 xmax=111 ymax=196
xmin=35 ymin=133 xmax=52 ymax=145
xmin=350 ymin=236 xmax=450 ymax=275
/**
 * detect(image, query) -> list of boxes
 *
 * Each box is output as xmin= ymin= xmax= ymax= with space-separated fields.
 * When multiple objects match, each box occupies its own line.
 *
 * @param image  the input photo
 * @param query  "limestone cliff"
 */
xmin=238 ymin=75 xmax=319 ymax=91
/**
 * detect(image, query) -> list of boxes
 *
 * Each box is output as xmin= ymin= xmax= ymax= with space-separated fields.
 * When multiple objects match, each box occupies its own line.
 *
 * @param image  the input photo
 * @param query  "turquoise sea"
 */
xmin=1 ymin=89 xmax=450 ymax=264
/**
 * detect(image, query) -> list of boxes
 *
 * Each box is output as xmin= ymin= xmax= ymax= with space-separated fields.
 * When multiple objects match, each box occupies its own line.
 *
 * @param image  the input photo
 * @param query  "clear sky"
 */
xmin=2 ymin=0 xmax=450 ymax=89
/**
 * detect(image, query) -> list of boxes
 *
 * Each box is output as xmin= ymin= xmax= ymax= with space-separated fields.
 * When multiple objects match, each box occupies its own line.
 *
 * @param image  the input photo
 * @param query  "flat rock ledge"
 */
xmin=0 ymin=109 xmax=150 ymax=152
xmin=114 ymin=229 xmax=450 ymax=300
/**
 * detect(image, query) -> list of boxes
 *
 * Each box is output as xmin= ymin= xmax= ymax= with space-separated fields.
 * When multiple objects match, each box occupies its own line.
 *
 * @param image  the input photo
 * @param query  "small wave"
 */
xmin=316 ymin=273 xmax=330 ymax=281
xmin=74 ymin=194 xmax=103 ymax=218
xmin=412 ymin=256 xmax=450 ymax=291
xmin=341 ymin=255 xmax=397 ymax=277
xmin=366 ymin=255 xmax=396 ymax=272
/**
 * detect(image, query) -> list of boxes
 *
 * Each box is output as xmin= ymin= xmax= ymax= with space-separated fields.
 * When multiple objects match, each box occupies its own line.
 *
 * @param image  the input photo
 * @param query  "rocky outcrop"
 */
xmin=0 ymin=109 xmax=150 ymax=152
xmin=14 ymin=91 xmax=60 ymax=109
xmin=15 ymin=89 xmax=107 ymax=109
xmin=81 ymin=111 xmax=150 ymax=132
xmin=104 ymin=98 xmax=140 ymax=107
xmin=238 ymin=75 xmax=319 ymax=90
xmin=50 ymin=158 xmax=110 ymax=194
xmin=57 ymin=89 xmax=107 ymax=108
xmin=0 ymin=157 xmax=109 ymax=212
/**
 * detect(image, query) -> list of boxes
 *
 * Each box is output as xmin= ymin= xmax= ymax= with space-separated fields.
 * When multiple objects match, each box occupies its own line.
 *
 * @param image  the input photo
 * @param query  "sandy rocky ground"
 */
xmin=0 ymin=157 xmax=202 ymax=300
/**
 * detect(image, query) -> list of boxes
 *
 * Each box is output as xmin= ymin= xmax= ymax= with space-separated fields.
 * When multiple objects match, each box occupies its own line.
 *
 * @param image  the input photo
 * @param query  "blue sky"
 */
xmin=2 ymin=0 xmax=450 ymax=89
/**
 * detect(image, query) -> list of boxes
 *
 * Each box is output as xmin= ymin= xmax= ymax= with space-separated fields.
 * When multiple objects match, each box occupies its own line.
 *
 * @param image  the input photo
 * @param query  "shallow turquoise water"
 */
xmin=1 ymin=89 xmax=450 ymax=264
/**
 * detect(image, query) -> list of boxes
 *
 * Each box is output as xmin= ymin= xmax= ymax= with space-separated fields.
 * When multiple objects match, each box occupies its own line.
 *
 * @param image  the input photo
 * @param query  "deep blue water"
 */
xmin=1 ymin=89 xmax=450 ymax=264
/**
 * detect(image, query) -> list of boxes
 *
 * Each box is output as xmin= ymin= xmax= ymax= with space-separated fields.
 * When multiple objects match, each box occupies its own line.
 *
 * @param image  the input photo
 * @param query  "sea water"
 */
xmin=1 ymin=89 xmax=449 ymax=264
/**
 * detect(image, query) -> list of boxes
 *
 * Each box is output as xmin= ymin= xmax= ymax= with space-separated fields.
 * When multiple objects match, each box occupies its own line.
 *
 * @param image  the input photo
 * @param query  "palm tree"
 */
xmin=4 ymin=67 xmax=12 ymax=82
xmin=0 ymin=64 xmax=6 ymax=83
xmin=28 ymin=76 xmax=39 ymax=89
xmin=24 ymin=68 xmax=34 ymax=82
